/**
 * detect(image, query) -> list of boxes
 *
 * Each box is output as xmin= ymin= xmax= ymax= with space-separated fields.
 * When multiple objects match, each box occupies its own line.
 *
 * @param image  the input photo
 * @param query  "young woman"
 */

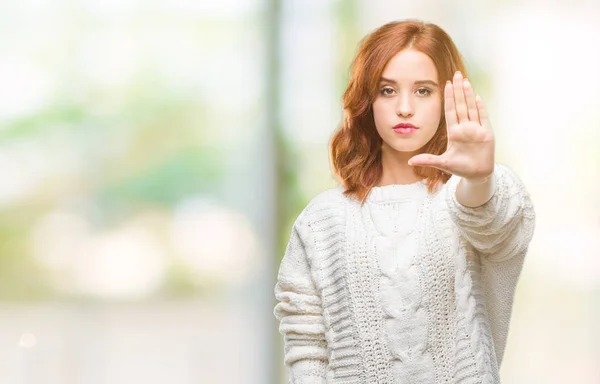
xmin=274 ymin=19 xmax=536 ymax=383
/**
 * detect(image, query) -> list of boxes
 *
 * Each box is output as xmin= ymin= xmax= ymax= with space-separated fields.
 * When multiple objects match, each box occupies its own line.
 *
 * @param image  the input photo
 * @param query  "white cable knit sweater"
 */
xmin=274 ymin=164 xmax=536 ymax=384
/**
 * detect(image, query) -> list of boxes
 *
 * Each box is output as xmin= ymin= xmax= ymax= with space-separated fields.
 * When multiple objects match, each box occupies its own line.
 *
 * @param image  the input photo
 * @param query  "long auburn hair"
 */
xmin=330 ymin=20 xmax=468 ymax=203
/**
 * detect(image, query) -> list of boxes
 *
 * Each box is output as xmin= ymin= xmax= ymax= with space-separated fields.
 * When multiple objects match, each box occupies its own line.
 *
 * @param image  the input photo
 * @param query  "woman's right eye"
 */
xmin=379 ymin=87 xmax=395 ymax=96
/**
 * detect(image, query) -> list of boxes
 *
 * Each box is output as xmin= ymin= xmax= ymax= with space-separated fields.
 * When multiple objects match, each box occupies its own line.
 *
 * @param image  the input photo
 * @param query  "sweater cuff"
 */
xmin=445 ymin=166 xmax=501 ymax=225
xmin=290 ymin=359 xmax=328 ymax=384
xmin=294 ymin=377 xmax=328 ymax=384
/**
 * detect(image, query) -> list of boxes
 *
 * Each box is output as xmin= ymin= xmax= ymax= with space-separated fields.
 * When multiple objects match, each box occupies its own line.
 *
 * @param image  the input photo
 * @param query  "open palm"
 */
xmin=409 ymin=71 xmax=495 ymax=181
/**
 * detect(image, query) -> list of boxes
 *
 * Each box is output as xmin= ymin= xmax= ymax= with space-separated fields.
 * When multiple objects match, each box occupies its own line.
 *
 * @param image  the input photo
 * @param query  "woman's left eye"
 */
xmin=416 ymin=88 xmax=432 ymax=96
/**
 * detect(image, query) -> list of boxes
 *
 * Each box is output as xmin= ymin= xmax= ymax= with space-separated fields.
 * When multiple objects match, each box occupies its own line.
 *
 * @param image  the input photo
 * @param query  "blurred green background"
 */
xmin=0 ymin=0 xmax=598 ymax=383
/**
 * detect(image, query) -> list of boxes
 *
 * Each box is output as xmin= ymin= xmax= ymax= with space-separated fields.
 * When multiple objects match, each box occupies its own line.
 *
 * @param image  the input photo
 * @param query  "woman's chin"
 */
xmin=383 ymin=142 xmax=423 ymax=155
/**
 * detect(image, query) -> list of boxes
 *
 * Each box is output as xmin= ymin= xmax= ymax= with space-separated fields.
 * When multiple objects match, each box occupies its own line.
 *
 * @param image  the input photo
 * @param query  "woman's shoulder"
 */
xmin=308 ymin=185 xmax=348 ymax=207
xmin=291 ymin=186 xmax=349 ymax=252
xmin=295 ymin=186 xmax=349 ymax=228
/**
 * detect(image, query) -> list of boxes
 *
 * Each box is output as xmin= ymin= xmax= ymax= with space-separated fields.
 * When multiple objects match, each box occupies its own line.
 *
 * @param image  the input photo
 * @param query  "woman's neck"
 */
xmin=377 ymin=146 xmax=423 ymax=186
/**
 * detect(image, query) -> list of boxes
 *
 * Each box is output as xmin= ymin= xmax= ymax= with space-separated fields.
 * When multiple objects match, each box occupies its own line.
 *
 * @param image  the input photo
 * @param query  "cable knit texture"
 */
xmin=274 ymin=163 xmax=536 ymax=383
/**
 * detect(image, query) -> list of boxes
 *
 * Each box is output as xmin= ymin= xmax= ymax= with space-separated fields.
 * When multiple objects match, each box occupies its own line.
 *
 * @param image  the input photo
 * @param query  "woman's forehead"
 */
xmin=381 ymin=49 xmax=438 ymax=82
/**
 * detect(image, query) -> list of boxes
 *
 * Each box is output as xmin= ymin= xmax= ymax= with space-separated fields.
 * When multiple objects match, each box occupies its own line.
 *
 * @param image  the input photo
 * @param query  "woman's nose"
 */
xmin=396 ymin=94 xmax=414 ymax=117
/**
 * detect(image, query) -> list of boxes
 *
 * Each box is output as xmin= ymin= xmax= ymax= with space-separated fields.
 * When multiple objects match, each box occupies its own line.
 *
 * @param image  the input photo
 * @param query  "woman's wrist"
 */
xmin=456 ymin=172 xmax=496 ymax=208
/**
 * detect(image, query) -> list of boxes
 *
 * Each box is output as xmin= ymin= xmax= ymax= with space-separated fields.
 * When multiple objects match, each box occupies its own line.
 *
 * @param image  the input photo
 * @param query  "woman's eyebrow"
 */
xmin=379 ymin=77 xmax=438 ymax=87
xmin=415 ymin=80 xmax=439 ymax=87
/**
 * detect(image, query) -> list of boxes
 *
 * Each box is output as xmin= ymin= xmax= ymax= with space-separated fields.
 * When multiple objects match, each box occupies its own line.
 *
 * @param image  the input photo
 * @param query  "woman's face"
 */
xmin=372 ymin=48 xmax=443 ymax=156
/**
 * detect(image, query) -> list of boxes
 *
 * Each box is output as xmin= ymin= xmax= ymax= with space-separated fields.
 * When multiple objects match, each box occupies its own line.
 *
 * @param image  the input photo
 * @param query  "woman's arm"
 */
xmin=455 ymin=172 xmax=496 ymax=208
xmin=274 ymin=216 xmax=328 ymax=384
xmin=445 ymin=163 xmax=536 ymax=262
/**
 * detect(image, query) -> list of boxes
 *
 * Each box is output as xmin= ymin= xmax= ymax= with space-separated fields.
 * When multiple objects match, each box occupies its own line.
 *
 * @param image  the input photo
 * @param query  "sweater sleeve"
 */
xmin=445 ymin=163 xmax=536 ymax=262
xmin=274 ymin=213 xmax=328 ymax=384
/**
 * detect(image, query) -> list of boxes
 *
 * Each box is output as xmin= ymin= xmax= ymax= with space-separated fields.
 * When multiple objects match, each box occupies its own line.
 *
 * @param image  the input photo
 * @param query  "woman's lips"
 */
xmin=393 ymin=123 xmax=418 ymax=134
xmin=393 ymin=127 xmax=417 ymax=134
